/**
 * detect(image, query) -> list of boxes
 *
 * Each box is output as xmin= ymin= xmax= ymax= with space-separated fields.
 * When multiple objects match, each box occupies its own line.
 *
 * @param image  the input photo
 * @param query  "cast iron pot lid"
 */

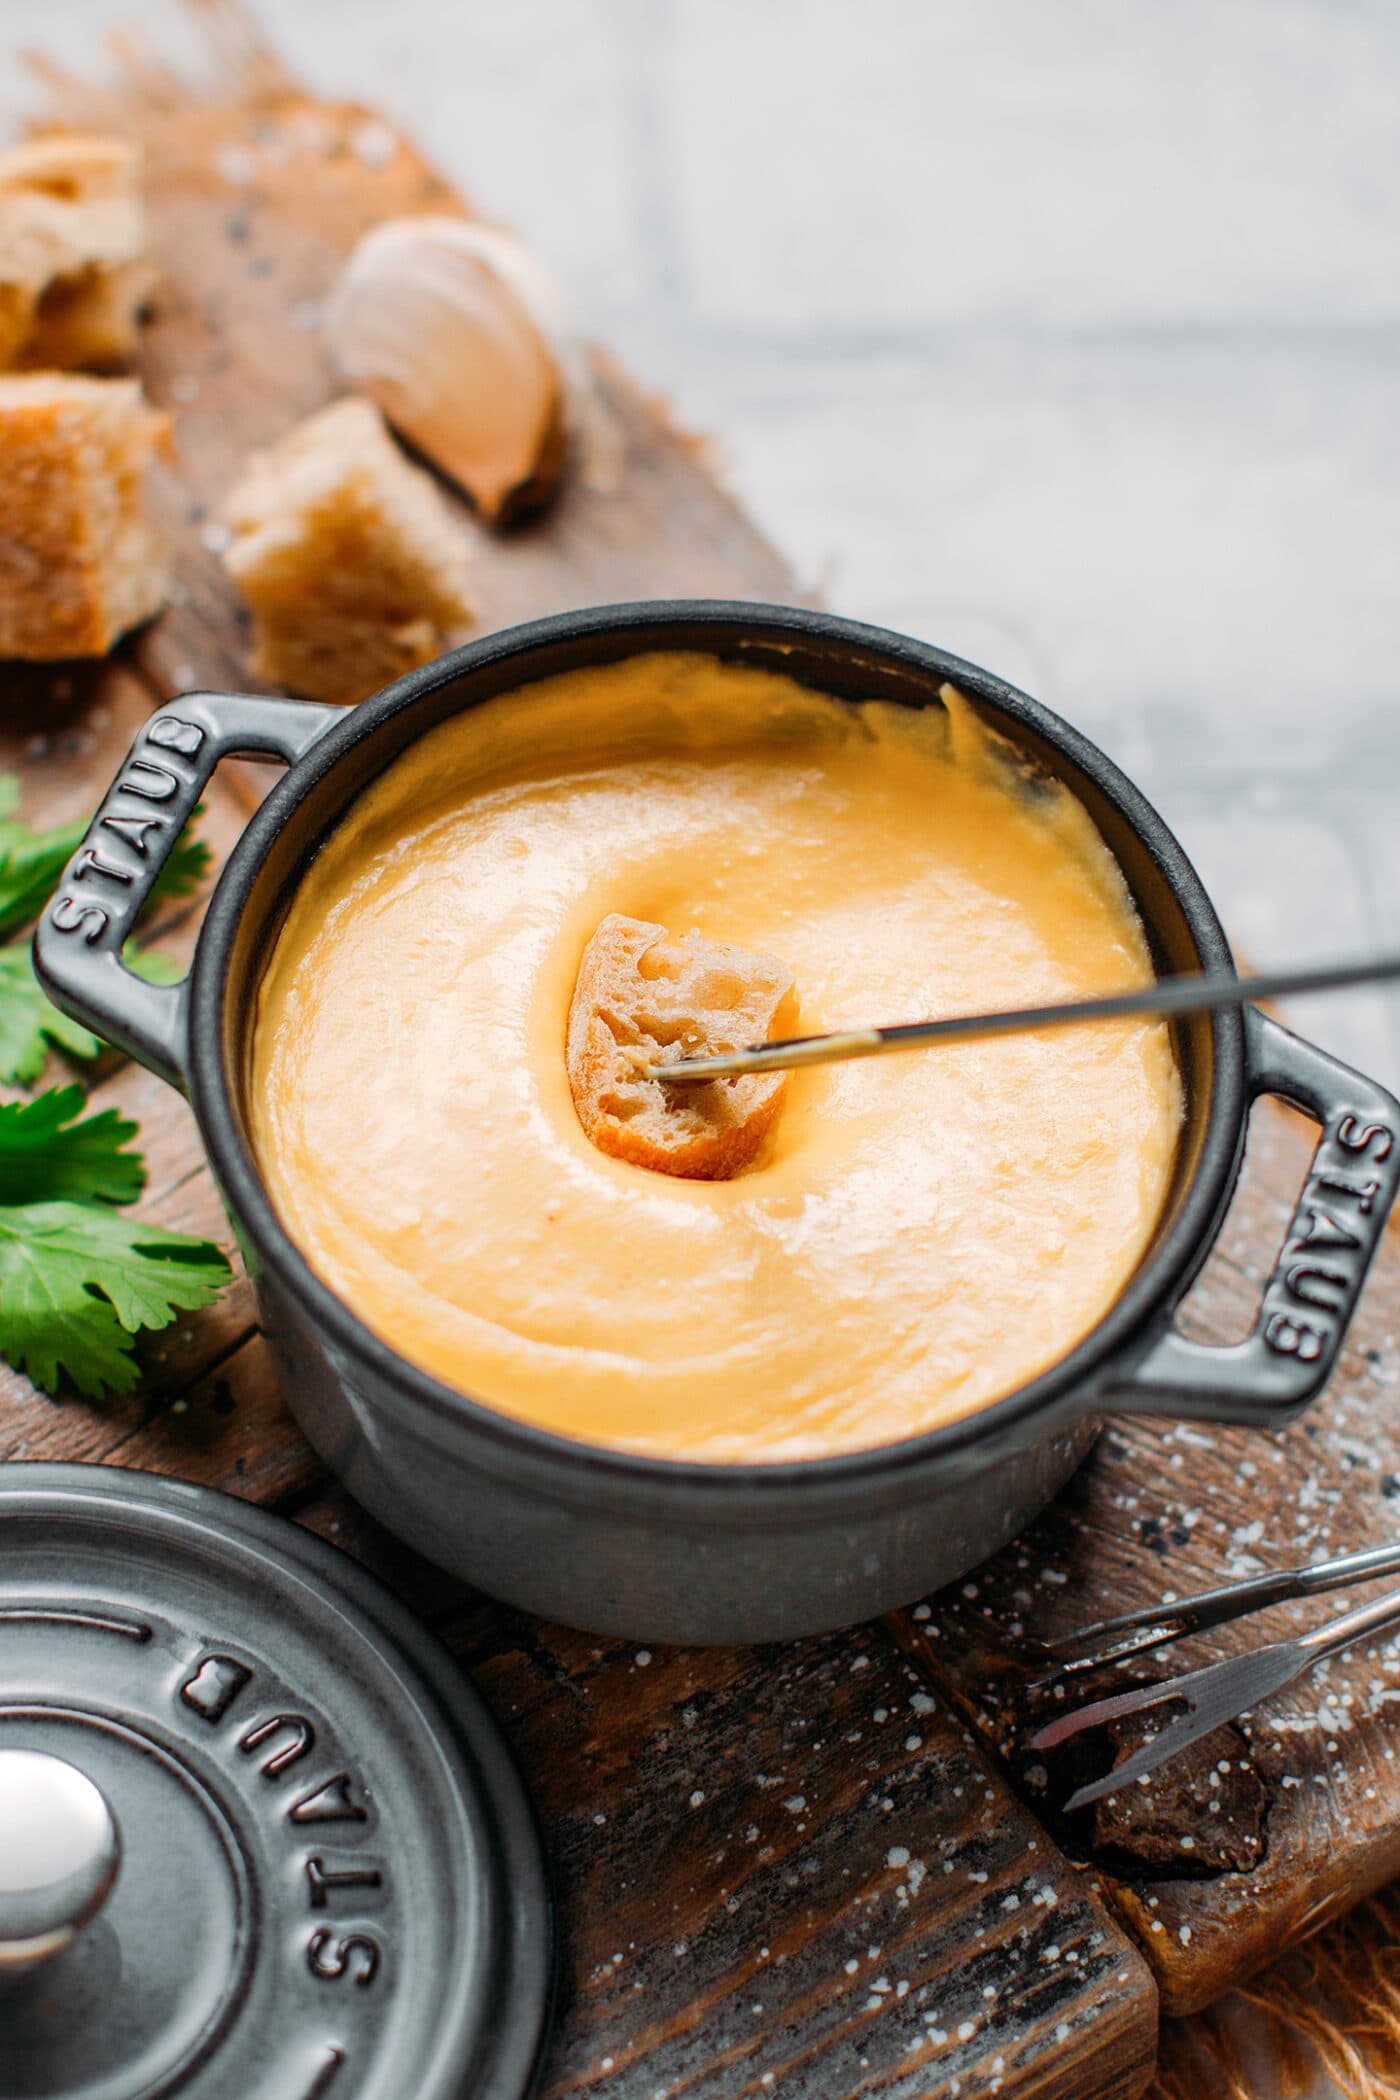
xmin=0 ymin=1463 xmax=553 ymax=2100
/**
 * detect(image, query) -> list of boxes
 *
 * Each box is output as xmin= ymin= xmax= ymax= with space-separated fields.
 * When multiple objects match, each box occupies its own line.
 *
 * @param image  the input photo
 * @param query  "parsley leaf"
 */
xmin=147 ymin=816 xmax=211 ymax=907
xmin=0 ymin=945 xmax=101 ymax=1084
xmin=0 ymin=1085 xmax=145 ymax=1207
xmin=0 ymin=771 xmax=209 ymax=941
xmin=0 ymin=1200 xmax=231 ymax=1396
xmin=0 ymin=772 xmax=200 ymax=1085
xmin=0 ymin=799 xmax=86 ymax=944
xmin=0 ymin=945 xmax=183 ymax=1087
xmin=0 ymin=772 xmax=230 ymax=1396
xmin=122 ymin=944 xmax=185 ymax=986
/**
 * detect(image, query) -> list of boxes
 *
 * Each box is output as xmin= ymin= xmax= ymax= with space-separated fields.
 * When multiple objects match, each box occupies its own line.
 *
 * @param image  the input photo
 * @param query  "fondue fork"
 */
xmin=1039 ymin=1537 xmax=1400 ymax=1681
xmin=646 ymin=950 xmax=1400 ymax=1084
xmin=1028 ymin=1582 xmax=1400 ymax=1813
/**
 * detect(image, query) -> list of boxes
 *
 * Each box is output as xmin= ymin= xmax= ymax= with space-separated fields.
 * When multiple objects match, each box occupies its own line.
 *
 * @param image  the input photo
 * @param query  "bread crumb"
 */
xmin=566 ymin=913 xmax=797 ymax=1181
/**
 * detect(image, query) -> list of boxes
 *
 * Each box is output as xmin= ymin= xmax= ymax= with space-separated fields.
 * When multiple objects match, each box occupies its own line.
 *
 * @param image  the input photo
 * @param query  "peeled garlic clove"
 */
xmin=326 ymin=215 xmax=581 ymax=523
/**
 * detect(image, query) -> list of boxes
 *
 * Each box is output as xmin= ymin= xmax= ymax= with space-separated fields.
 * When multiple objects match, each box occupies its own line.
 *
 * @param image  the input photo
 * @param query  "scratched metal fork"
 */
xmin=1028 ymin=1540 xmax=1400 ymax=1813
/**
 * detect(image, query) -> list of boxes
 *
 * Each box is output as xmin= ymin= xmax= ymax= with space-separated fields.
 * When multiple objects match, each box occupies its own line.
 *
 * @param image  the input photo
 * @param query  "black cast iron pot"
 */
xmin=34 ymin=604 xmax=1400 ymax=1643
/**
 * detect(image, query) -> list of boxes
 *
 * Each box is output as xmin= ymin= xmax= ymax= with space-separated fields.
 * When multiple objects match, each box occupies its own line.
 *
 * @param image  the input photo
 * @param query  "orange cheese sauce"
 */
xmin=250 ymin=652 xmax=1181 ymax=1462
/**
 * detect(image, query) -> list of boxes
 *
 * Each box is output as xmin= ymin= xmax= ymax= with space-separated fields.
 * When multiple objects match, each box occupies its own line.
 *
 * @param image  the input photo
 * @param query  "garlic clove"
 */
xmin=326 ymin=214 xmax=595 ymax=523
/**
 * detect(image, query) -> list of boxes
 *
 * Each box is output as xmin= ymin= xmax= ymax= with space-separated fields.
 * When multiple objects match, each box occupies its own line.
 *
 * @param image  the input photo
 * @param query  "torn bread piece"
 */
xmin=0 ymin=134 xmax=155 ymax=370
xmin=0 ymin=372 xmax=172 ymax=659
xmin=220 ymin=396 xmax=476 ymax=705
xmin=567 ymin=913 xmax=798 ymax=1181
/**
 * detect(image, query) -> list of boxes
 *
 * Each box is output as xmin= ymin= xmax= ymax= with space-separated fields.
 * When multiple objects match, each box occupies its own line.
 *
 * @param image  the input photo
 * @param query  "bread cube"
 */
xmin=220 ymin=397 xmax=476 ymax=705
xmin=0 ymin=134 xmax=154 ymax=370
xmin=0 ymin=372 xmax=171 ymax=659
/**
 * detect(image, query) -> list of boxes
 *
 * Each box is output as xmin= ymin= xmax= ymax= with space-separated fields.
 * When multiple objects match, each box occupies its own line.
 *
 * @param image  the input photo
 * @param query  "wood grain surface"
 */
xmin=918 ymin=1100 xmax=1400 ymax=2022
xmin=0 ymin=16 xmax=1160 ymax=2100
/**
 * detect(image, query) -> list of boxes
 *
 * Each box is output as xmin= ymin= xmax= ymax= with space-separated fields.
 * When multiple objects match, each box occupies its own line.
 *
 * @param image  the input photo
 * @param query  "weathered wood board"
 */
xmin=918 ymin=1101 xmax=1400 ymax=2023
xmin=0 ymin=16 xmax=1160 ymax=2100
xmin=8 ymin=9 xmax=1400 ymax=2095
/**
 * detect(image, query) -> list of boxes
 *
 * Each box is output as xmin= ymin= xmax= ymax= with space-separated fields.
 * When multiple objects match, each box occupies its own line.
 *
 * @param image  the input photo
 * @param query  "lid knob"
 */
xmin=0 ymin=1748 xmax=120 ymax=1979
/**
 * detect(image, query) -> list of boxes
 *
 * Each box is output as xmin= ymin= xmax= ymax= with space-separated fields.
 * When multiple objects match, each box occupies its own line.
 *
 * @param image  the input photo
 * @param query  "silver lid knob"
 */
xmin=0 ymin=1749 xmax=120 ymax=1978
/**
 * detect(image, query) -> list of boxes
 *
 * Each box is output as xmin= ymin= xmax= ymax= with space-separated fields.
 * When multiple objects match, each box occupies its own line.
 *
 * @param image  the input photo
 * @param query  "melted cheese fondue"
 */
xmin=251 ymin=652 xmax=1181 ymax=1463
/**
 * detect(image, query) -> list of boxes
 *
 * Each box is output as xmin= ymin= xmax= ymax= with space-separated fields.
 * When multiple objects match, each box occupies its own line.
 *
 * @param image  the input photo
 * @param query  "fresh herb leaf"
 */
xmin=0 ymin=802 xmax=87 ymax=944
xmin=121 ymin=943 xmax=185 ymax=986
xmin=0 ymin=1199 xmax=230 ymax=1396
xmin=0 ymin=944 xmax=101 ymax=1085
xmin=0 ymin=1085 xmax=145 ymax=1207
xmin=146 ymin=811 xmax=211 ymax=908
xmin=0 ymin=771 xmax=209 ymax=942
xmin=0 ymin=772 xmax=228 ymax=1397
xmin=0 ymin=943 xmax=181 ymax=1087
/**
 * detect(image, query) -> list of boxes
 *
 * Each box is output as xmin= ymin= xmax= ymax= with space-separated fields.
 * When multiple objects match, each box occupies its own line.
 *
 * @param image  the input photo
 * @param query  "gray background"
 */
xmin=6 ymin=0 xmax=1398 ymax=1090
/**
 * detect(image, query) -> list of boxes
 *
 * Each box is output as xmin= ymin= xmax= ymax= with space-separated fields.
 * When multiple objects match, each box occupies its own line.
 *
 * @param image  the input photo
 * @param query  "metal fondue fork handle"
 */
xmin=1031 ymin=1584 xmax=1400 ymax=1814
xmin=647 ymin=948 xmax=1400 ymax=1083
xmin=1044 ymin=1538 xmax=1400 ymax=1678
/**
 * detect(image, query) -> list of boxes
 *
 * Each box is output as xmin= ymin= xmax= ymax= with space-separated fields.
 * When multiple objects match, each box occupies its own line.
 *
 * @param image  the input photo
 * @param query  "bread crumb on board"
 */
xmin=0 ymin=372 xmax=171 ymax=660
xmin=0 ymin=134 xmax=156 ymax=371
xmin=219 ymin=396 xmax=476 ymax=705
xmin=567 ymin=913 xmax=797 ymax=1181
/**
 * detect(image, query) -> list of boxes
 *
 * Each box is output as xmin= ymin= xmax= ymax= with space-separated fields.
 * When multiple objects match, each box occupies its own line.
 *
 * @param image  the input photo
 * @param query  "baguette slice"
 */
xmin=221 ymin=396 xmax=476 ymax=705
xmin=0 ymin=372 xmax=171 ymax=660
xmin=0 ymin=135 xmax=152 ymax=370
xmin=567 ymin=914 xmax=798 ymax=1180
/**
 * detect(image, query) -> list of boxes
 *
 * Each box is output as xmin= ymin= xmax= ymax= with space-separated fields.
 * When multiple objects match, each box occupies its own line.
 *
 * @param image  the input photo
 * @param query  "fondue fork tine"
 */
xmin=1040 ymin=1538 xmax=1400 ymax=1680
xmin=1032 ymin=1584 xmax=1400 ymax=1814
xmin=646 ymin=949 xmax=1400 ymax=1083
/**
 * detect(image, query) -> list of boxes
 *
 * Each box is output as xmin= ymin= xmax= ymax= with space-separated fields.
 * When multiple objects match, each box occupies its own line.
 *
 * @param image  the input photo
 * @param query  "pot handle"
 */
xmin=32 ymin=691 xmax=341 ymax=1091
xmin=1111 ymin=1005 xmax=1400 ymax=1425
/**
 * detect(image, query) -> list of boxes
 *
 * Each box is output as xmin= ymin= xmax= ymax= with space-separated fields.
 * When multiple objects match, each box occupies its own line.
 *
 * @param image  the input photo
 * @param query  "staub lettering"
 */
xmin=1295 ymin=1206 xmax=1361 ymax=1253
xmin=1260 ymin=1107 xmax=1398 ymax=1367
xmin=147 ymin=714 xmax=206 ymax=756
xmin=101 ymin=812 xmax=169 ymax=855
xmin=71 ymin=846 xmax=134 ymax=886
xmin=46 ymin=715 xmax=206 ymax=950
xmin=1264 ymin=1310 xmax=1327 ymax=1363
xmin=122 ymin=759 xmax=182 ymax=802
xmin=305 ymin=1857 xmax=384 ymax=1909
xmin=173 ymin=1658 xmax=386 ymax=1994
xmin=1317 ymin=1171 xmax=1382 ymax=1212
xmin=240 ymin=1712 xmax=316 ymax=1775
xmin=49 ymin=895 xmax=109 ymax=943
xmin=1338 ymin=1116 xmax=1394 ymax=1161
xmin=307 ymin=1929 xmax=379 ymax=1987
xmin=1283 ymin=1262 xmax=1346 ymax=1312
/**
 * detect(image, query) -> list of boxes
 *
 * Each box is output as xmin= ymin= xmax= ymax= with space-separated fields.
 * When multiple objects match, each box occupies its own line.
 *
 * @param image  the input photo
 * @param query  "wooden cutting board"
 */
xmin=917 ymin=1099 xmax=1400 ymax=2024
xmin=3 ymin=9 xmax=1398 ymax=2096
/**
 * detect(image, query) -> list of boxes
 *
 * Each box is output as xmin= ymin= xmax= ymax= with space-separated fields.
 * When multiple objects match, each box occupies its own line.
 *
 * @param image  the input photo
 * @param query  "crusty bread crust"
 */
xmin=567 ymin=914 xmax=797 ymax=1180
xmin=0 ymin=134 xmax=152 ymax=371
xmin=0 ymin=371 xmax=171 ymax=659
xmin=221 ymin=396 xmax=475 ymax=704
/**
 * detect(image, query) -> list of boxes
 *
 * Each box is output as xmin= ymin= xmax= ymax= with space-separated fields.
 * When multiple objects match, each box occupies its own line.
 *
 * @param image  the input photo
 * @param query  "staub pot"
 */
xmin=35 ymin=604 xmax=1400 ymax=1643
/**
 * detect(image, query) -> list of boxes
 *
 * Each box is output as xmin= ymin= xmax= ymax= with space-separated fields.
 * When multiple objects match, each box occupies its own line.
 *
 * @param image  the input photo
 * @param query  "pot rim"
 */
xmin=190 ymin=600 xmax=1245 ymax=1492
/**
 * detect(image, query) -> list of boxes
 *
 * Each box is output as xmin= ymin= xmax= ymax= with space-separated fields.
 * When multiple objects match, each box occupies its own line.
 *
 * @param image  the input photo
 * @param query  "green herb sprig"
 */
xmin=0 ymin=774 xmax=230 ymax=1397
